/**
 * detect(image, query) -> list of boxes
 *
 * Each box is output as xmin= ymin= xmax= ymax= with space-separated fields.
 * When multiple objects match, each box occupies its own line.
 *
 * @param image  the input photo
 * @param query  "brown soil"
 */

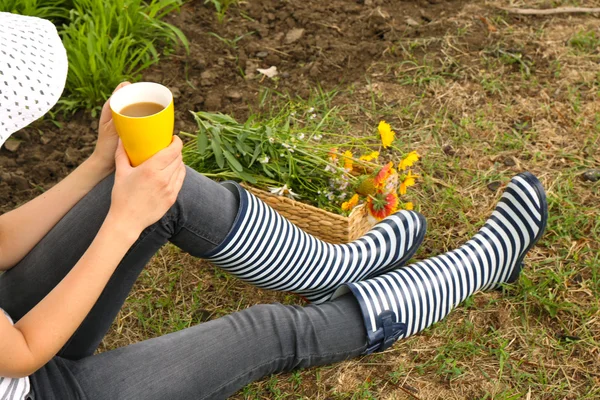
xmin=0 ymin=0 xmax=470 ymax=212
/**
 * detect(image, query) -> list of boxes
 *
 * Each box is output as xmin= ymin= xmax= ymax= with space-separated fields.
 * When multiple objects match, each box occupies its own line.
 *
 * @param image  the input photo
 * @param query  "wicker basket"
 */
xmin=242 ymin=184 xmax=375 ymax=244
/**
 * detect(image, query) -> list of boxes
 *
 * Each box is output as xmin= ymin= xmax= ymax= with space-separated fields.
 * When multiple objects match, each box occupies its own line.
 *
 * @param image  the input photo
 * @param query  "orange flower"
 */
xmin=399 ymin=170 xmax=418 ymax=195
xmin=373 ymin=162 xmax=394 ymax=190
xmin=399 ymin=151 xmax=420 ymax=171
xmin=367 ymin=191 xmax=399 ymax=220
xmin=343 ymin=150 xmax=354 ymax=171
xmin=341 ymin=193 xmax=360 ymax=211
xmin=328 ymin=147 xmax=338 ymax=161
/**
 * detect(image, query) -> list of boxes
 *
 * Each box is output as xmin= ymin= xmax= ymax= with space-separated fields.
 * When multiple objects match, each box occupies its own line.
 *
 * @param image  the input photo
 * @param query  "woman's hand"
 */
xmin=91 ymin=82 xmax=131 ymax=172
xmin=107 ymin=136 xmax=187 ymax=235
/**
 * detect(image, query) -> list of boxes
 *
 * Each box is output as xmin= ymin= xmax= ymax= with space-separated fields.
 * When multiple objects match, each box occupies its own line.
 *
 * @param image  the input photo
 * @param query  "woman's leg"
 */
xmin=0 ymin=167 xmax=239 ymax=360
xmin=30 ymin=295 xmax=367 ymax=400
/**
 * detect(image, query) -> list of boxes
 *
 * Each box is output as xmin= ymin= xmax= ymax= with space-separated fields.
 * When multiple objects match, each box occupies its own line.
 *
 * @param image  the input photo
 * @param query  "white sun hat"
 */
xmin=0 ymin=12 xmax=68 ymax=148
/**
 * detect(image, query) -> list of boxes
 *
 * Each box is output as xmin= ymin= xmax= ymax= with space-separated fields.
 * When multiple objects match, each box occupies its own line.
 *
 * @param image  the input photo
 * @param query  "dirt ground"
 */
xmin=2 ymin=0 xmax=599 ymax=399
xmin=0 ymin=0 xmax=469 ymax=212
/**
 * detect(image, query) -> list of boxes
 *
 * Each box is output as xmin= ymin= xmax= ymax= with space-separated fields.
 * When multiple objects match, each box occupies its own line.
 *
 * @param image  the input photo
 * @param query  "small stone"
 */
xmin=309 ymin=63 xmax=320 ymax=78
xmin=11 ymin=175 xmax=29 ymax=191
xmin=281 ymin=71 xmax=290 ymax=78
xmin=200 ymin=70 xmax=216 ymax=80
xmin=192 ymin=57 xmax=207 ymax=70
xmin=442 ymin=144 xmax=455 ymax=156
xmin=487 ymin=181 xmax=501 ymax=192
xmin=89 ymin=120 xmax=97 ymax=131
xmin=3 ymin=139 xmax=21 ymax=152
xmin=0 ymin=158 xmax=16 ymax=168
xmin=503 ymin=157 xmax=516 ymax=167
xmin=190 ymin=94 xmax=205 ymax=109
xmin=264 ymin=54 xmax=281 ymax=66
xmin=582 ymin=169 xmax=600 ymax=182
xmin=204 ymin=93 xmax=222 ymax=111
xmin=40 ymin=136 xmax=52 ymax=145
xmin=406 ymin=17 xmax=420 ymax=27
xmin=284 ymin=28 xmax=305 ymax=44
xmin=256 ymin=51 xmax=269 ymax=58
xmin=170 ymin=87 xmax=182 ymax=99
xmin=64 ymin=147 xmax=81 ymax=166
xmin=226 ymin=91 xmax=243 ymax=102
xmin=13 ymin=130 xmax=30 ymax=141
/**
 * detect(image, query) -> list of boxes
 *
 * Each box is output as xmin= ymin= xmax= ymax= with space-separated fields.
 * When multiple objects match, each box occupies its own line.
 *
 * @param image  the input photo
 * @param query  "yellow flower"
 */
xmin=341 ymin=193 xmax=360 ymax=211
xmin=399 ymin=170 xmax=418 ymax=195
xmin=404 ymin=202 xmax=414 ymax=210
xmin=343 ymin=150 xmax=354 ymax=171
xmin=399 ymin=151 xmax=420 ymax=171
xmin=378 ymin=120 xmax=395 ymax=149
xmin=359 ymin=151 xmax=380 ymax=162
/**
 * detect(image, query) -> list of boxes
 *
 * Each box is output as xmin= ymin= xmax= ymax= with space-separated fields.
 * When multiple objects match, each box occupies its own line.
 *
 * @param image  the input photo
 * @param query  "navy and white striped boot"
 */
xmin=203 ymin=182 xmax=427 ymax=304
xmin=333 ymin=172 xmax=548 ymax=353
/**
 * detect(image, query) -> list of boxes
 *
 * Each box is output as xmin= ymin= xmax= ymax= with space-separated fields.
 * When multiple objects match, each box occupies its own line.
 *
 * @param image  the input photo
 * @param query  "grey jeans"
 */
xmin=0 ymin=167 xmax=367 ymax=399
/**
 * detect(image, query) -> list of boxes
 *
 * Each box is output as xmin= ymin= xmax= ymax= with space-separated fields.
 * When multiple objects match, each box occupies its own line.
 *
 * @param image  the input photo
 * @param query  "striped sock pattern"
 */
xmin=205 ymin=182 xmax=427 ymax=304
xmin=338 ymin=172 xmax=548 ymax=353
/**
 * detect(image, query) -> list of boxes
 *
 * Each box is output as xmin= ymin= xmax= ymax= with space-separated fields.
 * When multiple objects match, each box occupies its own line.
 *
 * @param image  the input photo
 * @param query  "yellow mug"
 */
xmin=110 ymin=82 xmax=174 ymax=166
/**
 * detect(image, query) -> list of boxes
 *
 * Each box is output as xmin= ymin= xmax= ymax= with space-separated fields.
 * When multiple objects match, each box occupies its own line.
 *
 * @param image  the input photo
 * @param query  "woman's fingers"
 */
xmin=114 ymin=140 xmax=132 ymax=174
xmin=168 ymin=162 xmax=187 ymax=199
xmin=160 ymin=152 xmax=183 ymax=183
xmin=100 ymin=82 xmax=132 ymax=128
xmin=145 ymin=136 xmax=183 ymax=170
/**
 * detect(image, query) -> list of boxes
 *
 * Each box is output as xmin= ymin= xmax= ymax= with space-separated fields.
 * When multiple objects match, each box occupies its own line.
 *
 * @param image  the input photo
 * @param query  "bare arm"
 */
xmin=0 ymin=82 xmax=130 ymax=271
xmin=0 ymin=215 xmax=137 ymax=377
xmin=0 ymin=156 xmax=113 ymax=270
xmin=0 ymin=138 xmax=186 ymax=377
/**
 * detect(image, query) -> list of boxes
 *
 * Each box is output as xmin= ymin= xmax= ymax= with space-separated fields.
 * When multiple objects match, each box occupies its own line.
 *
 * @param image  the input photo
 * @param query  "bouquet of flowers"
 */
xmin=324 ymin=121 xmax=419 ymax=222
xmin=182 ymin=110 xmax=420 ymax=221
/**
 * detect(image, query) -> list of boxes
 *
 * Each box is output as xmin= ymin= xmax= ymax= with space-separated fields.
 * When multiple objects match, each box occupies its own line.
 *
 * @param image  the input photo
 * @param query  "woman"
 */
xmin=0 ymin=12 xmax=548 ymax=400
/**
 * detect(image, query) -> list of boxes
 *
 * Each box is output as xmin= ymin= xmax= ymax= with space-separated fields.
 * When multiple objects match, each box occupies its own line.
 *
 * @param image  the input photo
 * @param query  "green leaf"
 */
xmin=209 ymin=126 xmax=222 ymax=144
xmin=249 ymin=145 xmax=262 ymax=167
xmin=235 ymin=141 xmax=248 ymax=155
xmin=262 ymin=164 xmax=275 ymax=178
xmin=211 ymin=139 xmax=224 ymax=168
xmin=197 ymin=131 xmax=208 ymax=155
xmin=223 ymin=150 xmax=244 ymax=172
xmin=235 ymin=170 xmax=258 ymax=184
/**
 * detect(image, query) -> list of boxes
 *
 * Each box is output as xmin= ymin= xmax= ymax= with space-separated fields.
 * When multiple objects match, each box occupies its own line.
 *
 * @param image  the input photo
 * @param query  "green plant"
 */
xmin=1 ymin=0 xmax=187 ymax=115
xmin=569 ymin=30 xmax=600 ymax=53
xmin=0 ymin=0 xmax=72 ymax=20
xmin=60 ymin=0 xmax=188 ymax=114
xmin=204 ymin=0 xmax=238 ymax=23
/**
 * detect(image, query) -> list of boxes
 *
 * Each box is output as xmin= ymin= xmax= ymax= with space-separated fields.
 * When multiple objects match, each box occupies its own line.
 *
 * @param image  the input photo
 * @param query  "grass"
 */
xmin=204 ymin=0 xmax=239 ymax=23
xmin=92 ymin=3 xmax=600 ymax=399
xmin=0 ymin=0 xmax=187 ymax=115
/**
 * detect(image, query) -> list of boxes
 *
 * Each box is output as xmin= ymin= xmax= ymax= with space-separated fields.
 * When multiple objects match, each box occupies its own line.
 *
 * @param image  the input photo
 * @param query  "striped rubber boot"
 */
xmin=334 ymin=172 xmax=548 ymax=353
xmin=203 ymin=182 xmax=427 ymax=304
